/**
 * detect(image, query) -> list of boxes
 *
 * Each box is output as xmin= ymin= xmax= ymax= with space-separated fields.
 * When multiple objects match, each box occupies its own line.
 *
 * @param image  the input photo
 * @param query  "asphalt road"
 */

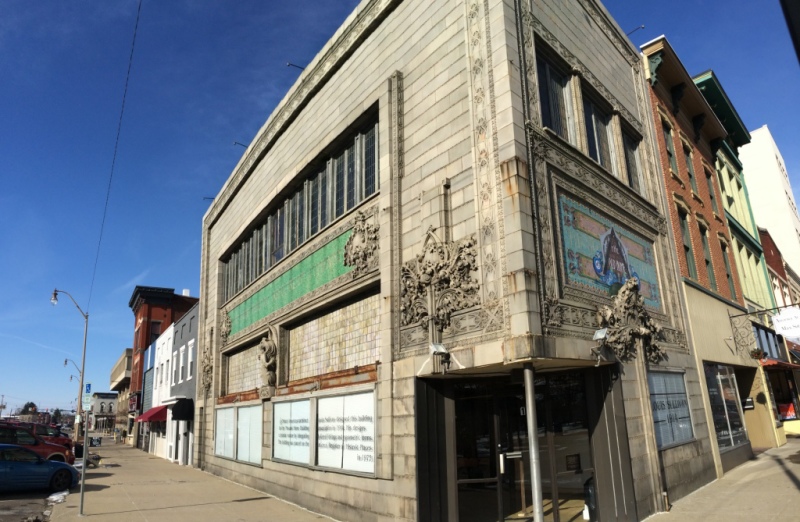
xmin=0 ymin=490 xmax=54 ymax=522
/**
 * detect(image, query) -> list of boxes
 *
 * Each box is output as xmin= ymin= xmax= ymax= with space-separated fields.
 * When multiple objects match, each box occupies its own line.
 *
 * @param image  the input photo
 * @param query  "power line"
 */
xmin=87 ymin=0 xmax=143 ymax=311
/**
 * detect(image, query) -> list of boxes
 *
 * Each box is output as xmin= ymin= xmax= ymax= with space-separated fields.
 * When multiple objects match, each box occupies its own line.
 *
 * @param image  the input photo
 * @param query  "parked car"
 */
xmin=0 ymin=444 xmax=79 ymax=492
xmin=0 ymin=423 xmax=74 ymax=464
xmin=17 ymin=422 xmax=73 ymax=450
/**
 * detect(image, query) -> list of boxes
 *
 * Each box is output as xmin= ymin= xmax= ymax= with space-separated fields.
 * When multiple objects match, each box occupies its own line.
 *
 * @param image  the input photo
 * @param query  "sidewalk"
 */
xmin=50 ymin=443 xmax=338 ymax=522
xmin=646 ymin=436 xmax=800 ymax=521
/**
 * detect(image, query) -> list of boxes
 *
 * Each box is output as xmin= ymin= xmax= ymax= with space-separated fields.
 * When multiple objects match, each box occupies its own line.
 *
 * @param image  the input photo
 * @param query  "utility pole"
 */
xmin=0 ymin=395 xmax=5 ymax=418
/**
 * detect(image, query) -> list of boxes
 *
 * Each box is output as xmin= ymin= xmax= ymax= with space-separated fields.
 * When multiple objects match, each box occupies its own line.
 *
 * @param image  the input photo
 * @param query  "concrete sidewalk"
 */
xmin=49 ymin=443 xmax=338 ymax=522
xmin=646 ymin=436 xmax=800 ymax=521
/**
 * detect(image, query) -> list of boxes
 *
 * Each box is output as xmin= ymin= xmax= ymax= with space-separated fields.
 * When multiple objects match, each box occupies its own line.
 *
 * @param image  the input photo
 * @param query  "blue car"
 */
xmin=0 ymin=444 xmax=79 ymax=492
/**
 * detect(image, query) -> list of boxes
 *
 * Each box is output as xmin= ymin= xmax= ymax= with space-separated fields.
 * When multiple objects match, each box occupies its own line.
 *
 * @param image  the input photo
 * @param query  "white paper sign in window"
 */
xmin=317 ymin=391 xmax=374 ymax=473
xmin=272 ymin=399 xmax=310 ymax=464
xmin=214 ymin=408 xmax=234 ymax=459
xmin=648 ymin=371 xmax=694 ymax=448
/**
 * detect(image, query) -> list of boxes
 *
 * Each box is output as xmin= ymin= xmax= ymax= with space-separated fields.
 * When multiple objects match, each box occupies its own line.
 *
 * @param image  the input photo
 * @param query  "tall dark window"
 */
xmin=684 ymin=145 xmax=698 ymax=193
xmin=334 ymin=151 xmax=345 ymax=218
xmin=623 ymin=131 xmax=641 ymax=193
xmin=583 ymin=96 xmax=612 ymax=170
xmin=537 ymin=55 xmax=571 ymax=140
xmin=662 ymin=123 xmax=678 ymax=173
xmin=706 ymin=169 xmax=719 ymax=214
xmin=678 ymin=209 xmax=697 ymax=279
xmin=699 ymin=224 xmax=717 ymax=291
xmin=721 ymin=241 xmax=736 ymax=300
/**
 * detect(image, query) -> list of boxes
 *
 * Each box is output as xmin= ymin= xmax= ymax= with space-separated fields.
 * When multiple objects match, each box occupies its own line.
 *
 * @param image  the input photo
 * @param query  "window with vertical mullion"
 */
xmin=622 ymin=131 xmax=641 ymax=193
xmin=663 ymin=124 xmax=678 ymax=173
xmin=537 ymin=55 xmax=570 ymax=141
xmin=684 ymin=146 xmax=698 ymax=193
xmin=699 ymin=225 xmax=717 ymax=290
xmin=583 ymin=96 xmax=612 ymax=171
xmin=334 ymin=154 xmax=345 ymax=218
xmin=364 ymin=124 xmax=376 ymax=197
xmin=320 ymin=166 xmax=329 ymax=228
xmin=298 ymin=183 xmax=306 ymax=246
xmin=346 ymin=142 xmax=356 ymax=211
xmin=272 ymin=206 xmax=284 ymax=264
xmin=310 ymin=173 xmax=320 ymax=236
xmin=679 ymin=210 xmax=697 ymax=279
xmin=706 ymin=169 xmax=719 ymax=214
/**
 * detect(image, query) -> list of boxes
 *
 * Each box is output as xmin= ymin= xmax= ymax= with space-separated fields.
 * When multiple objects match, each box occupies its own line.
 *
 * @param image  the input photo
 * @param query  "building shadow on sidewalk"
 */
xmin=770 ymin=454 xmax=800 ymax=490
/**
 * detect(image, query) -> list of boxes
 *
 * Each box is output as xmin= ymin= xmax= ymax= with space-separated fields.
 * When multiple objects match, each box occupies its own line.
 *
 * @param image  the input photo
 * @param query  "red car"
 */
xmin=0 ymin=423 xmax=74 ymax=464
xmin=17 ymin=423 xmax=73 ymax=450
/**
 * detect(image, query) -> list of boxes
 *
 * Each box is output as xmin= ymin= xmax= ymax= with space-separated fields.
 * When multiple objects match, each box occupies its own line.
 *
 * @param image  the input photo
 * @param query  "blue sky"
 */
xmin=0 ymin=0 xmax=797 ymax=415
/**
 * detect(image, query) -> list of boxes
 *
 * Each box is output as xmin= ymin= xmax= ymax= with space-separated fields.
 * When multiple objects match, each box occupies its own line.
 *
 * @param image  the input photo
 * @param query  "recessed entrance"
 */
xmin=454 ymin=372 xmax=591 ymax=522
xmin=416 ymin=366 xmax=637 ymax=522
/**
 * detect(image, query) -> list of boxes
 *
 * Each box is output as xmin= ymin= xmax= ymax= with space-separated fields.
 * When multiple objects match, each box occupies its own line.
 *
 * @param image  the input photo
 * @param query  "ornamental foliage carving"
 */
xmin=201 ymin=330 xmax=214 ymax=393
xmin=257 ymin=327 xmax=278 ymax=400
xmin=343 ymin=211 xmax=380 ymax=278
xmin=596 ymin=278 xmax=666 ymax=364
xmin=400 ymin=228 xmax=480 ymax=332
xmin=220 ymin=309 xmax=232 ymax=346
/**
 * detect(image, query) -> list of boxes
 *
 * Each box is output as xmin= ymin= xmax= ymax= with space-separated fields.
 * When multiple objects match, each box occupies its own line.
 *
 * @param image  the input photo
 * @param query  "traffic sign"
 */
xmin=82 ymin=382 xmax=92 ymax=410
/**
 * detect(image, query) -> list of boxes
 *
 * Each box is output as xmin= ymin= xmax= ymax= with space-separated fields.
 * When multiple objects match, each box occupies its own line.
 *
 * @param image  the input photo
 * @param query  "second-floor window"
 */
xmin=623 ymin=131 xmax=641 ymax=194
xmin=678 ymin=209 xmax=697 ymax=279
xmin=583 ymin=95 xmax=613 ymax=171
xmin=699 ymin=224 xmax=717 ymax=291
xmin=662 ymin=123 xmax=678 ymax=174
xmin=721 ymin=241 xmax=737 ymax=300
xmin=537 ymin=54 xmax=572 ymax=141
xmin=706 ymin=169 xmax=719 ymax=214
xmin=683 ymin=145 xmax=698 ymax=193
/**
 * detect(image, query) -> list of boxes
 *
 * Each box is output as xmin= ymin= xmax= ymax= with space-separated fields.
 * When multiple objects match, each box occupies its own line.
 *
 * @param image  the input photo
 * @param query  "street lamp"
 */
xmin=51 ymin=288 xmax=89 ymax=515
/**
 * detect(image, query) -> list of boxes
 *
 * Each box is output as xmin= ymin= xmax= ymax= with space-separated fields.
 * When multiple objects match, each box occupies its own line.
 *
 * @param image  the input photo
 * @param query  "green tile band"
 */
xmin=228 ymin=230 xmax=353 ymax=335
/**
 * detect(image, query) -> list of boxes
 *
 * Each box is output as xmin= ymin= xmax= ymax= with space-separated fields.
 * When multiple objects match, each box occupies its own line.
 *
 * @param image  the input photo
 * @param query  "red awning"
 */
xmin=760 ymin=358 xmax=800 ymax=371
xmin=135 ymin=405 xmax=168 ymax=422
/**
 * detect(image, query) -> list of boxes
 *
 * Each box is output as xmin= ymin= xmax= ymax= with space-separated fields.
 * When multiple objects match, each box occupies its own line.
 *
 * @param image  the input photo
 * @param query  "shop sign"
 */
xmin=128 ymin=393 xmax=140 ymax=413
xmin=772 ymin=307 xmax=800 ymax=338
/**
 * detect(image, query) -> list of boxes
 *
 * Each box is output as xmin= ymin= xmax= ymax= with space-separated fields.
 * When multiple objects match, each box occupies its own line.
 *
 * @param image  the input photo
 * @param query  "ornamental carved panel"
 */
xmin=400 ymin=228 xmax=480 ymax=332
xmin=596 ymin=278 xmax=666 ymax=364
xmin=343 ymin=210 xmax=380 ymax=278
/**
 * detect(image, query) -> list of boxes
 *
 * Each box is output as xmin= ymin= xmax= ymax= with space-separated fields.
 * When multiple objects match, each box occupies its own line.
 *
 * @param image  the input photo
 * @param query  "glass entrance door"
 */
xmin=539 ymin=373 xmax=593 ymax=522
xmin=455 ymin=383 xmax=532 ymax=522
xmin=455 ymin=372 xmax=593 ymax=522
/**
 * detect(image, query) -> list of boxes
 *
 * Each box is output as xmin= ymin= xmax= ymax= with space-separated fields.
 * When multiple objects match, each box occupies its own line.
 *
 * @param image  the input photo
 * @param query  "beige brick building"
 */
xmin=197 ymin=1 xmax=714 ymax=520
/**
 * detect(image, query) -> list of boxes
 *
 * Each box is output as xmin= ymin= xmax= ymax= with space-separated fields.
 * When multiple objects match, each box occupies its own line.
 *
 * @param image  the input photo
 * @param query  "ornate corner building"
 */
xmin=196 ymin=1 xmax=717 ymax=521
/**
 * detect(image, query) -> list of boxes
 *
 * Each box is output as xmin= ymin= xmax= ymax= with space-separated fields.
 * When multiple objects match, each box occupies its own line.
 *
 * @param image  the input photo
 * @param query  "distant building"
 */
xmin=110 ymin=348 xmax=132 ymax=435
xmin=166 ymin=302 xmax=198 ymax=466
xmin=89 ymin=392 xmax=117 ymax=432
xmin=739 ymin=125 xmax=800 ymax=273
xmin=127 ymin=286 xmax=197 ymax=448
xmin=643 ymin=37 xmax=785 ymax=480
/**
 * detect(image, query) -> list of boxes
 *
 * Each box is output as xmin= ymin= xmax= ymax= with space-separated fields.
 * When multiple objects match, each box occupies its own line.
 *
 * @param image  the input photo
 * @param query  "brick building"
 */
xmin=128 ymin=286 xmax=197 ymax=447
xmin=643 ymin=37 xmax=787 ymax=478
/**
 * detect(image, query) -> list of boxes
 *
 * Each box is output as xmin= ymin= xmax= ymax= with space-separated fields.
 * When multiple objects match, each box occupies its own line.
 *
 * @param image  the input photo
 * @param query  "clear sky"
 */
xmin=0 ymin=0 xmax=797 ymax=415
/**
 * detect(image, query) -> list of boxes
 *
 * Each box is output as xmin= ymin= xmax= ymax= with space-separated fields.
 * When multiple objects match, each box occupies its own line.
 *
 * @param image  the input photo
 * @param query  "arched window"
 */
xmin=100 ymin=402 xmax=105 ymax=413
xmin=109 ymin=403 xmax=114 ymax=414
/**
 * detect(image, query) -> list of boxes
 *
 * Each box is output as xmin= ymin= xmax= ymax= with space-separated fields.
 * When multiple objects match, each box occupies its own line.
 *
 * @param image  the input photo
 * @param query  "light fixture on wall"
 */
xmin=430 ymin=343 xmax=451 ymax=374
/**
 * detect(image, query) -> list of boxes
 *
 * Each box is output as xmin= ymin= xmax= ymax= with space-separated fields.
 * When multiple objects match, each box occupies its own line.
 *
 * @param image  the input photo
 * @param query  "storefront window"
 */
xmin=648 ymin=371 xmax=694 ymax=448
xmin=703 ymin=363 xmax=748 ymax=451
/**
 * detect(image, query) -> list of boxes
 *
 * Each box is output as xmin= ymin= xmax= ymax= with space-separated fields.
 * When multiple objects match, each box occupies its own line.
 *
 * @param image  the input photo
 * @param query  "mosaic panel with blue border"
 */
xmin=558 ymin=193 xmax=661 ymax=310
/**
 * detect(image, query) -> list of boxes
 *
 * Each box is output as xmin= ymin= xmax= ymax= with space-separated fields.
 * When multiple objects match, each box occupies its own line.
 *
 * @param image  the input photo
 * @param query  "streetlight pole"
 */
xmin=51 ymin=288 xmax=90 ymax=516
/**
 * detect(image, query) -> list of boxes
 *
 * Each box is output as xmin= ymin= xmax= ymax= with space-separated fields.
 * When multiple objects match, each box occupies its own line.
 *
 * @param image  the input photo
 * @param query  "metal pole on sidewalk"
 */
xmin=524 ymin=363 xmax=544 ymax=522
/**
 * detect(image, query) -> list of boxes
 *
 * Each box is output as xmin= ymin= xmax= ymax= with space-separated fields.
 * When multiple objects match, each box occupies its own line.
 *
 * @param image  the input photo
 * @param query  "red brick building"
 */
xmin=127 ymin=286 xmax=197 ymax=447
